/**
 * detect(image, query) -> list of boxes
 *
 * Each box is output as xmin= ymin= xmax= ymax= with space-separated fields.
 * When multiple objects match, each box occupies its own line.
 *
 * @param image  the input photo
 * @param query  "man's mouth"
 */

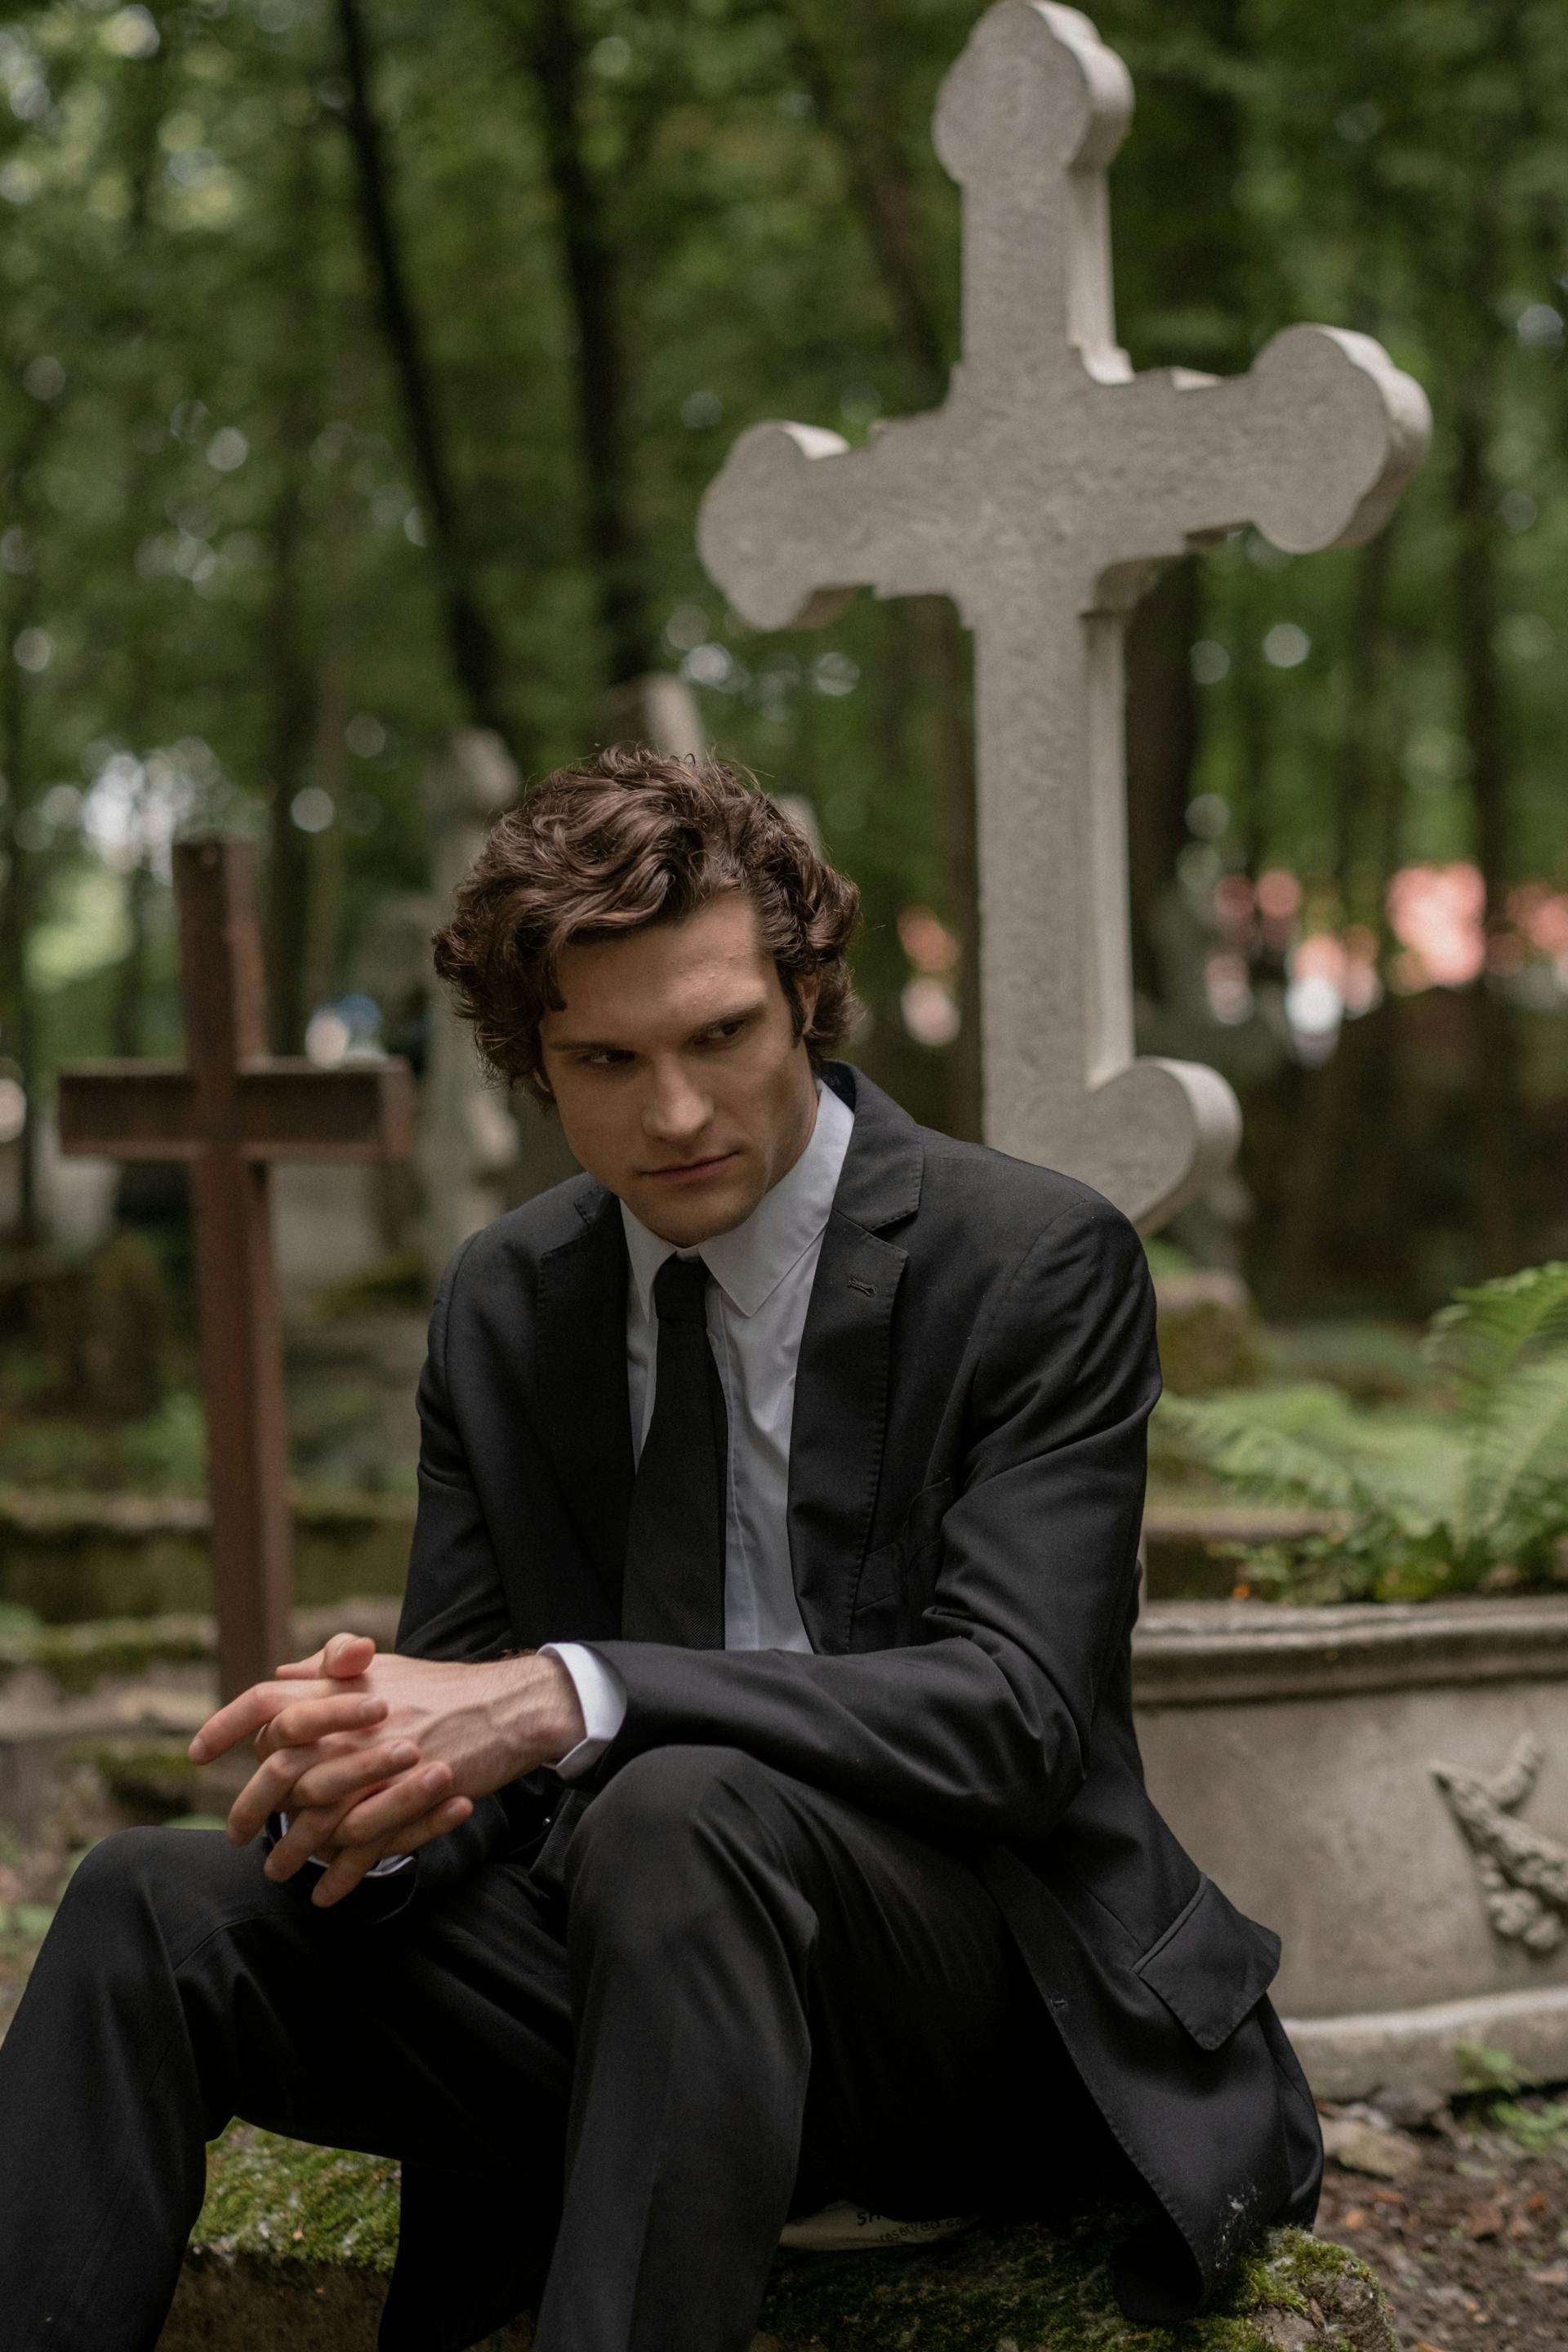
xmin=641 ymin=1151 xmax=737 ymax=1183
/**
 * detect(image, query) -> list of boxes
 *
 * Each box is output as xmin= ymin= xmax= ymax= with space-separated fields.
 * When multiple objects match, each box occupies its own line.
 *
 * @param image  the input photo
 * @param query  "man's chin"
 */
xmin=626 ymin=1165 xmax=759 ymax=1245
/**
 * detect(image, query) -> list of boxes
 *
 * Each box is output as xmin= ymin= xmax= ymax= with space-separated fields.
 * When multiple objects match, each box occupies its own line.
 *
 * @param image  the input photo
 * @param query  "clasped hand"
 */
xmin=187 ymin=1635 xmax=584 ymax=1908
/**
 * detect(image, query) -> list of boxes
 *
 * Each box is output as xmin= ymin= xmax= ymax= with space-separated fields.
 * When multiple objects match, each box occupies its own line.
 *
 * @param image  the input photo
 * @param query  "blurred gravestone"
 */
xmin=421 ymin=732 xmax=577 ymax=1273
xmin=700 ymin=0 xmax=1429 ymax=1231
xmin=604 ymin=671 xmax=706 ymax=762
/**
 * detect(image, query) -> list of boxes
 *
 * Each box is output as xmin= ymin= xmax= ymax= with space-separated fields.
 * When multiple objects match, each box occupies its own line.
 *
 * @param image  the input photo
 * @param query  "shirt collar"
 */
xmin=621 ymin=1078 xmax=854 ymax=1321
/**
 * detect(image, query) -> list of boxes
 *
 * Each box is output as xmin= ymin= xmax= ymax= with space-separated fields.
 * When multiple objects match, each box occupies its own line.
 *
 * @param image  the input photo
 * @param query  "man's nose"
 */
xmin=642 ymin=1061 xmax=712 ymax=1143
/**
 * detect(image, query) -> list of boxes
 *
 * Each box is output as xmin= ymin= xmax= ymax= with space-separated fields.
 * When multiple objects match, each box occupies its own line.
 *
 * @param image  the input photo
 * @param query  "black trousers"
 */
xmin=0 ymin=1744 xmax=1117 ymax=2352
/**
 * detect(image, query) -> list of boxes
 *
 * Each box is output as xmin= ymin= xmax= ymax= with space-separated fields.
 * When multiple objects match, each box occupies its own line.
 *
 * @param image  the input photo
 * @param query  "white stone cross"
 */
xmin=699 ymin=0 xmax=1430 ymax=1227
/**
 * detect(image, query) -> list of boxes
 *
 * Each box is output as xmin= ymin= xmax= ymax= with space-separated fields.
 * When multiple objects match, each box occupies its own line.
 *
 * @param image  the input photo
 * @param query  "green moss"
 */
xmin=0 ymin=1612 xmax=212 ymax=1695
xmin=69 ymin=1738 xmax=207 ymax=1820
xmin=0 ymin=1491 xmax=413 ymax=1632
xmin=180 ymin=2132 xmax=1395 ymax=2352
xmin=756 ymin=2215 xmax=1392 ymax=2351
xmin=195 ymin=2133 xmax=403 ymax=2273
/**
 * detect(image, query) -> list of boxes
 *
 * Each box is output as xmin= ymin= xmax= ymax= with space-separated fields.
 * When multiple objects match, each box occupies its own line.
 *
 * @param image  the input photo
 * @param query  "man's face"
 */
xmin=538 ymin=891 xmax=822 ymax=1245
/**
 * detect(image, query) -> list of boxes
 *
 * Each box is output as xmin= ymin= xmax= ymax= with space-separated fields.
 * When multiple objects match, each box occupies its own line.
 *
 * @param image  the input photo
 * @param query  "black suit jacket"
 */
xmin=394 ymin=1062 xmax=1322 ymax=2319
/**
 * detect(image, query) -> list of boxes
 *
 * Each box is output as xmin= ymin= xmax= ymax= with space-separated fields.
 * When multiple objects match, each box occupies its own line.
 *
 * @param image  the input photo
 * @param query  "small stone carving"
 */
xmin=1431 ymin=1735 xmax=1568 ymax=1955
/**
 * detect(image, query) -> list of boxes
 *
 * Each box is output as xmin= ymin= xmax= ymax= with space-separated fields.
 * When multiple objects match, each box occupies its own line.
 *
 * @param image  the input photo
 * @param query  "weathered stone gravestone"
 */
xmin=700 ymin=0 xmax=1429 ymax=1228
xmin=1138 ymin=1597 xmax=1568 ymax=2099
xmin=699 ymin=3 xmax=1568 ymax=2105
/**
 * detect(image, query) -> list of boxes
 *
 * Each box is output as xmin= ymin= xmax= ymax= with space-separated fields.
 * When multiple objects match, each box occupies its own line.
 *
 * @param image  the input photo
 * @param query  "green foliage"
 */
xmin=0 ymin=1386 xmax=206 ymax=1493
xmin=0 ymin=1900 xmax=54 ymax=1945
xmin=1155 ymin=1264 xmax=1568 ymax=1600
xmin=1454 ymin=2038 xmax=1537 ymax=2098
xmin=1263 ymin=1318 xmax=1434 ymax=1405
xmin=0 ymin=0 xmax=1563 ymax=1298
xmin=1454 ymin=2040 xmax=1568 ymax=2145
xmin=1486 ymin=2097 xmax=1568 ymax=2153
xmin=311 ymin=1247 xmax=428 ymax=1321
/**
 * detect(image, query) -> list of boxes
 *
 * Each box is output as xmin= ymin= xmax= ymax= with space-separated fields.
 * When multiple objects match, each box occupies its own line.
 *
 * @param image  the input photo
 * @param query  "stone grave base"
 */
xmin=1135 ymin=1597 xmax=1568 ymax=2100
xmin=161 ymin=2132 xmax=1393 ymax=2352
xmin=0 ymin=1488 xmax=415 ymax=1624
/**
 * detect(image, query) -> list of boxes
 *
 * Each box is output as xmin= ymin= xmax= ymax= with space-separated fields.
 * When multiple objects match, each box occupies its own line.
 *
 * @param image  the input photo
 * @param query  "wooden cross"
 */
xmin=698 ymin=0 xmax=1430 ymax=1229
xmin=58 ymin=837 xmax=414 ymax=1699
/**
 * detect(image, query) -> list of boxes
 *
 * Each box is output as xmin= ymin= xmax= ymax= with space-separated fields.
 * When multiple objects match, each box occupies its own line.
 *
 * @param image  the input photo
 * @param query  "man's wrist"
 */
xmin=489 ymin=1650 xmax=586 ymax=1776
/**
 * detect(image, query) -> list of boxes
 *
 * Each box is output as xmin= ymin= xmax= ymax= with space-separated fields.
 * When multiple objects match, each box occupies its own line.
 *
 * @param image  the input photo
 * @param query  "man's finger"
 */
xmin=274 ymin=1631 xmax=376 ymax=1683
xmin=225 ymin=1745 xmax=310 ymax=1846
xmin=229 ymin=1735 xmax=419 ymax=1848
xmin=194 ymin=1686 xmax=388 ymax=1768
xmin=284 ymin=1739 xmax=421 ymax=1818
xmin=271 ymin=1646 xmax=324 ymax=1682
xmin=331 ymin=1762 xmax=457 ymax=1851
xmin=189 ymin=1680 xmax=305 ymax=1764
xmin=266 ymin=1690 xmax=391 ymax=1749
xmin=264 ymin=1798 xmax=374 ymax=1882
xmin=310 ymin=1797 xmax=473 ymax=1910
xmin=307 ymin=1845 xmax=380 ymax=1909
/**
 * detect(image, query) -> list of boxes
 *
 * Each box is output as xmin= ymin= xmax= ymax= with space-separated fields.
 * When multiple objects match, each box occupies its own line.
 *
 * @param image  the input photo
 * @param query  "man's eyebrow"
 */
xmin=545 ymin=1001 xmax=766 ymax=1055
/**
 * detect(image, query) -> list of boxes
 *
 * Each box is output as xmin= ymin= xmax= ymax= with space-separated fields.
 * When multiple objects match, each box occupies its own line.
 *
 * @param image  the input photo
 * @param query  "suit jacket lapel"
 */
xmin=534 ymin=1187 xmax=635 ymax=1633
xmin=786 ymin=1067 xmax=924 ymax=1654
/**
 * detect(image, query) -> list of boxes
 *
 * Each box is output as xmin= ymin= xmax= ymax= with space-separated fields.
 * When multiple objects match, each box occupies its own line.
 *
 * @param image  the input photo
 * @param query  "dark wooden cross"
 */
xmin=58 ymin=837 xmax=415 ymax=1699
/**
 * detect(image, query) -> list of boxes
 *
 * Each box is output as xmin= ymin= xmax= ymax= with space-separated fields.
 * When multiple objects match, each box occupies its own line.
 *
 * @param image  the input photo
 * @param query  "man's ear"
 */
xmin=793 ymin=969 xmax=822 ymax=1040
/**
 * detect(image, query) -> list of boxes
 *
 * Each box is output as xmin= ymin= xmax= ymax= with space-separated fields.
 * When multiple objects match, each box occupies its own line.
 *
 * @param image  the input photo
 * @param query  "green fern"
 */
xmin=1457 ymin=1353 xmax=1568 ymax=1560
xmin=1426 ymin=1267 xmax=1568 ymax=1561
xmin=1156 ymin=1392 xmax=1392 ymax=1519
xmin=1425 ymin=1262 xmax=1568 ymax=1411
xmin=1155 ymin=1265 xmax=1568 ymax=1601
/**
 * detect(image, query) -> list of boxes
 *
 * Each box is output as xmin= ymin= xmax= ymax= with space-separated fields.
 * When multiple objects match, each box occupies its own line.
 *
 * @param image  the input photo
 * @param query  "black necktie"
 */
xmin=621 ymin=1254 xmax=728 ymax=1647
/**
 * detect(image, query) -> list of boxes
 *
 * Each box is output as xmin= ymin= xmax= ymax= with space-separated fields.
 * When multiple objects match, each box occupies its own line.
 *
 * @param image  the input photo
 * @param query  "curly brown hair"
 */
xmin=430 ymin=744 xmax=862 ymax=1107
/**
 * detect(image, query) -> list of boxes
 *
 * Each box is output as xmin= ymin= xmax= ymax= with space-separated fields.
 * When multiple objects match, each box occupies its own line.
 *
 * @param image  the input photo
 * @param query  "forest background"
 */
xmin=0 ymin=0 xmax=1566 ymax=1322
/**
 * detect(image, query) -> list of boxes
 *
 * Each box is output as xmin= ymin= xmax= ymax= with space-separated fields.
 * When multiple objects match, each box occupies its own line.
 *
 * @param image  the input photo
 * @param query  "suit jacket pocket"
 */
xmin=849 ymin=1475 xmax=954 ymax=1649
xmin=1134 ymin=1873 xmax=1282 ymax=2052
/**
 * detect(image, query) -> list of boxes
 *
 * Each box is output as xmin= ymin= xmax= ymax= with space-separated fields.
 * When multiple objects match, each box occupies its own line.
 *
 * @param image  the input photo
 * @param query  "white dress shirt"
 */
xmin=546 ymin=1078 xmax=854 ymax=1778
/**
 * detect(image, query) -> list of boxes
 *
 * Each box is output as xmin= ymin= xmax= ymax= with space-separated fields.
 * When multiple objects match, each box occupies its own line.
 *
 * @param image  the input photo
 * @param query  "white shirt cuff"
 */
xmin=543 ymin=1642 xmax=628 ymax=1780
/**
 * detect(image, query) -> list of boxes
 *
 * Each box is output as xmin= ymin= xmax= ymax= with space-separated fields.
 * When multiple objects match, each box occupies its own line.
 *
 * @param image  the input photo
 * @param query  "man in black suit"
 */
xmin=0 ymin=748 xmax=1321 ymax=2352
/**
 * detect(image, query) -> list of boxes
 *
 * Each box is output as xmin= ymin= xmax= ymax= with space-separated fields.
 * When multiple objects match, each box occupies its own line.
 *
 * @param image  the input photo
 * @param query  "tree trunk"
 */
xmin=1452 ymin=382 xmax=1524 ymax=1275
xmin=499 ymin=0 xmax=653 ymax=689
xmin=0 ymin=396 xmax=61 ymax=1245
xmin=0 ymin=656 xmax=39 ymax=1246
xmin=333 ymin=0 xmax=521 ymax=760
xmin=103 ymin=35 xmax=171 ymax=1058
xmin=1333 ymin=523 xmax=1398 ymax=919
xmin=1125 ymin=558 xmax=1200 ymax=1003
xmin=782 ymin=1 xmax=980 ymax=1138
xmin=263 ymin=136 xmax=327 ymax=1054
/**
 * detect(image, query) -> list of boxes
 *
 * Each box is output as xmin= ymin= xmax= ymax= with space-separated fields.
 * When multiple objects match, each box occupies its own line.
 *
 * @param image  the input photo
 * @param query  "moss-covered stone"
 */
xmin=0 ymin=1612 xmax=214 ymax=1696
xmin=0 ymin=1488 xmax=413 ymax=1629
xmin=0 ymin=1592 xmax=404 ymax=1699
xmin=67 ymin=1737 xmax=210 ymax=1819
xmin=161 ymin=2131 xmax=1394 ymax=2352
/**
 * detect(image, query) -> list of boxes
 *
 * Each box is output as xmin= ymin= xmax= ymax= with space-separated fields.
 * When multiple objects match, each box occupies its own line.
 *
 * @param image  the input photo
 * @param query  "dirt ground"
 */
xmin=2 ymin=1820 xmax=1566 ymax=2348
xmin=1315 ymin=2097 xmax=1568 ymax=2352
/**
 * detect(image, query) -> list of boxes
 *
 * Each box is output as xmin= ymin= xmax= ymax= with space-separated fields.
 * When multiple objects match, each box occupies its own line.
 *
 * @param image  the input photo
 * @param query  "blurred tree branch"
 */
xmin=488 ymin=0 xmax=655 ymax=693
xmin=332 ymin=0 xmax=522 ymax=762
